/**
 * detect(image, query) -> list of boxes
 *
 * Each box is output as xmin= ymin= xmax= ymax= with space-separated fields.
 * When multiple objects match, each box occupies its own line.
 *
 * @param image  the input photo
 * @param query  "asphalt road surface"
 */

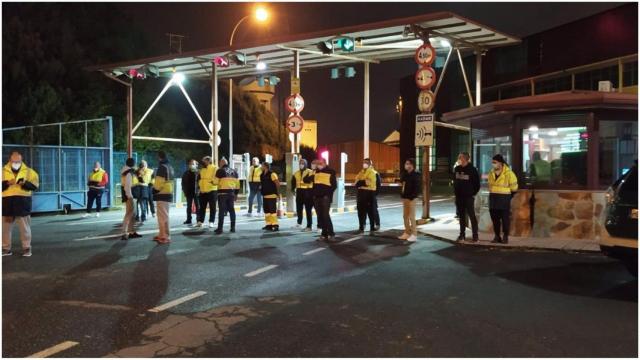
xmin=2 ymin=195 xmax=637 ymax=357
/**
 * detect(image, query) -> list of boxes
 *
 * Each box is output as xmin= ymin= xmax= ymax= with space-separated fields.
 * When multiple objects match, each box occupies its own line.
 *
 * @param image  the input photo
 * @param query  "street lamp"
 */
xmin=227 ymin=6 xmax=270 ymax=160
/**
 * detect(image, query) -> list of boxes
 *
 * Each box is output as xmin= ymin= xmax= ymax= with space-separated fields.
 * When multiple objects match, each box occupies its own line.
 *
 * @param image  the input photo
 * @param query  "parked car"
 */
xmin=599 ymin=164 xmax=638 ymax=276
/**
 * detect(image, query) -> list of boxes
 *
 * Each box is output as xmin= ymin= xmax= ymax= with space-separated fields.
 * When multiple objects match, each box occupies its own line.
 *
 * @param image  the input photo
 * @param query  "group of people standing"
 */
xmin=2 ymin=147 xmax=519 ymax=257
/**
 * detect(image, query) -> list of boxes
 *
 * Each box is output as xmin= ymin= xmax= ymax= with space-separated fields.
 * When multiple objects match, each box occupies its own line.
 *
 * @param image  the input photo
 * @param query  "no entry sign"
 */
xmin=285 ymin=94 xmax=305 ymax=113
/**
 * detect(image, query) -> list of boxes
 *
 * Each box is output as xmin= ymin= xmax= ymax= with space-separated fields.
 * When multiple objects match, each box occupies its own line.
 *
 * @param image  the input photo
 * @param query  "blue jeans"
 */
xmin=248 ymin=182 xmax=262 ymax=214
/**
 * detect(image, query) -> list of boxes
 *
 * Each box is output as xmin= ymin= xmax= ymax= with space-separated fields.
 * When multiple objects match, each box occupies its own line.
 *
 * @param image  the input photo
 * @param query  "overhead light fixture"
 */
xmin=256 ymin=61 xmax=267 ymax=70
xmin=317 ymin=40 xmax=333 ymax=54
xmin=172 ymin=72 xmax=185 ymax=84
xmin=440 ymin=39 xmax=451 ymax=48
xmin=254 ymin=7 xmax=269 ymax=22
xmin=529 ymin=125 xmax=539 ymax=132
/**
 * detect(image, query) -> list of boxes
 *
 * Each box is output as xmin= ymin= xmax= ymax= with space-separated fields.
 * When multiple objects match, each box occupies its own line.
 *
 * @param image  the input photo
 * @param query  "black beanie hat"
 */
xmin=492 ymin=154 xmax=506 ymax=164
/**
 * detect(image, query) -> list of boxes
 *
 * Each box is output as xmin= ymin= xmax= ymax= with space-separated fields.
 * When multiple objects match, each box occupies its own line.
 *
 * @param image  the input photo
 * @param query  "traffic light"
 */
xmin=334 ymin=37 xmax=355 ymax=52
xmin=345 ymin=67 xmax=356 ymax=78
xmin=330 ymin=68 xmax=339 ymax=79
xmin=317 ymin=40 xmax=333 ymax=54
xmin=268 ymin=75 xmax=280 ymax=85
xmin=227 ymin=51 xmax=247 ymax=66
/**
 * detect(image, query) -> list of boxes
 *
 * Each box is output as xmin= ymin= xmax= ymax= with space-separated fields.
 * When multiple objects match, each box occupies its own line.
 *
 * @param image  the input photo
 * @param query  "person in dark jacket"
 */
xmin=152 ymin=151 xmax=174 ymax=244
xmin=214 ymin=157 xmax=240 ymax=235
xmin=304 ymin=158 xmax=337 ymax=242
xmin=181 ymin=159 xmax=200 ymax=225
xmin=399 ymin=158 xmax=421 ymax=242
xmin=291 ymin=158 xmax=314 ymax=231
xmin=487 ymin=154 xmax=518 ymax=244
xmin=453 ymin=152 xmax=481 ymax=242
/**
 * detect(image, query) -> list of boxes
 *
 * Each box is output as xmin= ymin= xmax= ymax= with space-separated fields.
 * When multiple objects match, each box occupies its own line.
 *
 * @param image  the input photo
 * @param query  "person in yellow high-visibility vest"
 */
xmin=246 ymin=157 xmax=263 ymax=217
xmin=2 ymin=151 xmax=39 ymax=257
xmin=137 ymin=160 xmax=153 ymax=222
xmin=354 ymin=158 xmax=377 ymax=233
xmin=487 ymin=154 xmax=518 ymax=244
xmin=83 ymin=161 xmax=108 ymax=218
xmin=214 ymin=157 xmax=240 ymax=234
xmin=197 ymin=156 xmax=218 ymax=228
xmin=152 ymin=151 xmax=174 ymax=244
xmin=291 ymin=158 xmax=314 ymax=231
xmin=260 ymin=162 xmax=280 ymax=231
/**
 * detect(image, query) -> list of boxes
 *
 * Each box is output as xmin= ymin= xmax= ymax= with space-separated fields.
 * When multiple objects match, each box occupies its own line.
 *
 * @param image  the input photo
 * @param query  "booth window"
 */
xmin=523 ymin=126 xmax=588 ymax=187
xmin=474 ymin=136 xmax=512 ymax=183
xmin=599 ymin=120 xmax=638 ymax=187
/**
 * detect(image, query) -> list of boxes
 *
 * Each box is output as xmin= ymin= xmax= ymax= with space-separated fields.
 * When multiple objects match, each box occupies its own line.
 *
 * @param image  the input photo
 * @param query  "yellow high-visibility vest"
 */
xmin=294 ymin=169 xmax=313 ymax=189
xmin=314 ymin=172 xmax=332 ymax=187
xmin=248 ymin=165 xmax=262 ymax=183
xmin=198 ymin=164 xmax=218 ymax=192
xmin=89 ymin=169 xmax=106 ymax=183
xmin=488 ymin=165 xmax=518 ymax=195
xmin=2 ymin=163 xmax=39 ymax=198
xmin=355 ymin=167 xmax=377 ymax=191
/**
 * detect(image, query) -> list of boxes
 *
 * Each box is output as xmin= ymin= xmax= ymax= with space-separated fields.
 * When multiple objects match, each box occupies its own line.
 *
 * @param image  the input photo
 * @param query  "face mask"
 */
xmin=492 ymin=163 xmax=500 ymax=170
xmin=11 ymin=162 xmax=21 ymax=170
xmin=299 ymin=164 xmax=305 ymax=169
xmin=94 ymin=167 xmax=100 ymax=171
xmin=317 ymin=165 xmax=324 ymax=170
xmin=191 ymin=164 xmax=197 ymax=170
xmin=404 ymin=165 xmax=412 ymax=171
xmin=311 ymin=164 xmax=317 ymax=170
xmin=363 ymin=164 xmax=369 ymax=169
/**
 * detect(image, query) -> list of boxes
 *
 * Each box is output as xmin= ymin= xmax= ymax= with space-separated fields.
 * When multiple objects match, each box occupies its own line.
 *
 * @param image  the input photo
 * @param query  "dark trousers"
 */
xmin=86 ymin=188 xmax=103 ymax=213
xmin=197 ymin=191 xmax=217 ymax=223
xmin=135 ymin=197 xmax=148 ymax=221
xmin=369 ymin=193 xmax=380 ymax=227
xmin=147 ymin=187 xmax=155 ymax=215
xmin=217 ymin=193 xmax=236 ymax=230
xmin=185 ymin=194 xmax=198 ymax=222
xmin=314 ymin=197 xmax=323 ymax=230
xmin=357 ymin=190 xmax=375 ymax=230
xmin=248 ymin=182 xmax=262 ymax=214
xmin=296 ymin=189 xmax=313 ymax=228
xmin=456 ymin=196 xmax=478 ymax=236
xmin=489 ymin=208 xmax=511 ymax=239
xmin=315 ymin=195 xmax=334 ymax=237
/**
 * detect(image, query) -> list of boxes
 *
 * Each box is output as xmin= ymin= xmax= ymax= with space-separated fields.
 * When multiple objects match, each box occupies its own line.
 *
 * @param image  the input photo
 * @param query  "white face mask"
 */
xmin=317 ymin=165 xmax=324 ymax=170
xmin=299 ymin=164 xmax=305 ymax=169
xmin=492 ymin=163 xmax=501 ymax=170
xmin=363 ymin=163 xmax=369 ymax=169
xmin=311 ymin=164 xmax=317 ymax=170
xmin=191 ymin=164 xmax=198 ymax=170
xmin=11 ymin=162 xmax=21 ymax=170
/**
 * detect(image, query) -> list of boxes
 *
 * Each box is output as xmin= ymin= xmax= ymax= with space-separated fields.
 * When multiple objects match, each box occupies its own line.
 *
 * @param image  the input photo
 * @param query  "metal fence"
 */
xmin=2 ymin=117 xmax=114 ymax=213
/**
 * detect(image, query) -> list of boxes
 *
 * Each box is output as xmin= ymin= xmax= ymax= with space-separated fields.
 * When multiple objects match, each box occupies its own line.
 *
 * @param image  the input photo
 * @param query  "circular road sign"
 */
xmin=285 ymin=94 xmax=305 ymax=113
xmin=415 ymin=67 xmax=436 ymax=90
xmin=287 ymin=114 xmax=304 ymax=134
xmin=417 ymin=90 xmax=435 ymax=113
xmin=415 ymin=43 xmax=436 ymax=66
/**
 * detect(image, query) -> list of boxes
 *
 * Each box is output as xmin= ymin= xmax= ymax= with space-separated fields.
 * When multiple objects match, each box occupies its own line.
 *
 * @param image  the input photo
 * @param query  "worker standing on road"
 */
xmin=2 ymin=151 xmax=39 ymax=257
xmin=246 ymin=157 xmax=263 ymax=218
xmin=260 ymin=162 xmax=280 ymax=231
xmin=488 ymin=154 xmax=518 ymax=244
xmin=152 ymin=151 xmax=174 ymax=244
xmin=83 ymin=161 xmax=108 ymax=218
xmin=369 ymin=161 xmax=382 ymax=231
xmin=309 ymin=160 xmax=322 ymax=234
xmin=181 ymin=159 xmax=200 ymax=226
xmin=398 ymin=158 xmax=421 ymax=243
xmin=196 ymin=156 xmax=218 ymax=228
xmin=214 ymin=157 xmax=240 ymax=234
xmin=454 ymin=152 xmax=480 ymax=242
xmin=137 ymin=160 xmax=153 ymax=223
xmin=304 ymin=158 xmax=337 ymax=242
xmin=146 ymin=166 xmax=156 ymax=219
xmin=120 ymin=157 xmax=142 ymax=241
xmin=291 ymin=158 xmax=314 ymax=231
xmin=355 ymin=158 xmax=377 ymax=233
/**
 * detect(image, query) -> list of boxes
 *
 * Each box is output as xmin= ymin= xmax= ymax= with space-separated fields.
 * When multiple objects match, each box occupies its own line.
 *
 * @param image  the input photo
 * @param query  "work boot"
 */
xmin=491 ymin=236 xmax=502 ymax=243
xmin=456 ymin=233 xmax=465 ymax=242
xmin=183 ymin=220 xmax=192 ymax=225
xmin=214 ymin=228 xmax=223 ymax=235
xmin=472 ymin=234 xmax=479 ymax=242
xmin=230 ymin=227 xmax=236 ymax=233
xmin=272 ymin=225 xmax=279 ymax=231
xmin=262 ymin=225 xmax=273 ymax=231
xmin=502 ymin=236 xmax=509 ymax=244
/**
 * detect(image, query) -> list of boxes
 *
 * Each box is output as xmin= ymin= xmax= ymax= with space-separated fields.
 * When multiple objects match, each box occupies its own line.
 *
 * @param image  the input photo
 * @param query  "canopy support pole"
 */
xmin=364 ymin=62 xmax=370 ymax=158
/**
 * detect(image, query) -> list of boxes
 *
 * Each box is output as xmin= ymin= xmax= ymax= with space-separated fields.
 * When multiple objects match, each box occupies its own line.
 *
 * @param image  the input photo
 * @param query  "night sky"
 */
xmin=116 ymin=2 xmax=623 ymax=146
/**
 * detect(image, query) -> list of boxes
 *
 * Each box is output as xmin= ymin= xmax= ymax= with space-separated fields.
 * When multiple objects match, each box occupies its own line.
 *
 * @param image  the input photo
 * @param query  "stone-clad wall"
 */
xmin=475 ymin=190 xmax=606 ymax=240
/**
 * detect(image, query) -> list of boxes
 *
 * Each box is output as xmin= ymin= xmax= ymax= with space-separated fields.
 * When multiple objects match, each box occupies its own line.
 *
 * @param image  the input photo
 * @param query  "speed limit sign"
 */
xmin=415 ymin=67 xmax=436 ymax=90
xmin=287 ymin=114 xmax=304 ymax=134
xmin=414 ymin=43 xmax=436 ymax=66
xmin=285 ymin=94 xmax=305 ymax=113
xmin=417 ymin=90 xmax=435 ymax=113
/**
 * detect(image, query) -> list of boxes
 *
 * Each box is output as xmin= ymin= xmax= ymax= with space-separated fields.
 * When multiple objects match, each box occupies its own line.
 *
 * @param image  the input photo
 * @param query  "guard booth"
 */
xmin=2 ymin=117 xmax=114 ymax=213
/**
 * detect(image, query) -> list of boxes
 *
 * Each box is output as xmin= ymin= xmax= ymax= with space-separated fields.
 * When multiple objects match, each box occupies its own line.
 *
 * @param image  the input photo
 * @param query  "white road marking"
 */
xmin=147 ymin=291 xmax=207 ymax=313
xmin=244 ymin=264 xmax=278 ymax=277
xmin=302 ymin=248 xmax=326 ymax=256
xmin=72 ymin=227 xmax=191 ymax=241
xmin=340 ymin=235 xmax=363 ymax=244
xmin=27 ymin=341 xmax=79 ymax=358
xmin=67 ymin=218 xmax=122 ymax=226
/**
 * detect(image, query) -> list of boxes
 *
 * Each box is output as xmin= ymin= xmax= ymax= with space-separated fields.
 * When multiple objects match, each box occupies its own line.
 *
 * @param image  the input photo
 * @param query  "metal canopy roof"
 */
xmin=88 ymin=11 xmax=520 ymax=80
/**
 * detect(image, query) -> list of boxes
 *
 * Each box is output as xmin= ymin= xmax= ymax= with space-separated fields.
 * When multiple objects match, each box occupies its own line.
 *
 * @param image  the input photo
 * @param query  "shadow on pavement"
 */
xmin=65 ymin=241 xmax=127 ymax=276
xmin=326 ymin=232 xmax=411 ymax=266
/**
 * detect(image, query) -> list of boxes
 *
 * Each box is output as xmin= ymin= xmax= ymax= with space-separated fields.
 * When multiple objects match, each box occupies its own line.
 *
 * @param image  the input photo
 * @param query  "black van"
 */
xmin=600 ymin=164 xmax=638 ymax=276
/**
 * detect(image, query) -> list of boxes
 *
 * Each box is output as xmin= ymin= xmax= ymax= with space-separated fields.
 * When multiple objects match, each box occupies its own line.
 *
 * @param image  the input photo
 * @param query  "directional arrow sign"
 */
xmin=287 ymin=114 xmax=304 ymax=134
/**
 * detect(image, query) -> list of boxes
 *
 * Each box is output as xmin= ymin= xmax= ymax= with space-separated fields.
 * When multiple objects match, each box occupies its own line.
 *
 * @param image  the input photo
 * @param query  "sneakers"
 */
xmin=398 ymin=233 xmax=410 ymax=240
xmin=245 ymin=212 xmax=252 ymax=217
xmin=262 ymin=225 xmax=273 ymax=231
xmin=129 ymin=232 xmax=143 ymax=239
xmin=230 ymin=228 xmax=236 ymax=233
xmin=326 ymin=236 xmax=339 ymax=243
xmin=472 ymin=234 xmax=479 ymax=242
xmin=356 ymin=228 xmax=365 ymax=234
xmin=214 ymin=228 xmax=223 ymax=235
xmin=272 ymin=225 xmax=279 ymax=232
xmin=502 ymin=236 xmax=509 ymax=244
xmin=208 ymin=222 xmax=215 ymax=228
xmin=303 ymin=227 xmax=312 ymax=232
xmin=373 ymin=225 xmax=380 ymax=231
xmin=406 ymin=235 xmax=417 ymax=243
xmin=183 ymin=220 xmax=192 ymax=225
xmin=491 ymin=236 xmax=502 ymax=244
xmin=294 ymin=224 xmax=302 ymax=229
xmin=81 ymin=213 xmax=90 ymax=218
xmin=22 ymin=248 xmax=32 ymax=257
xmin=456 ymin=234 xmax=465 ymax=242
xmin=2 ymin=249 xmax=13 ymax=256
xmin=255 ymin=212 xmax=262 ymax=218
xmin=95 ymin=213 xmax=100 ymax=218
xmin=195 ymin=222 xmax=203 ymax=228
